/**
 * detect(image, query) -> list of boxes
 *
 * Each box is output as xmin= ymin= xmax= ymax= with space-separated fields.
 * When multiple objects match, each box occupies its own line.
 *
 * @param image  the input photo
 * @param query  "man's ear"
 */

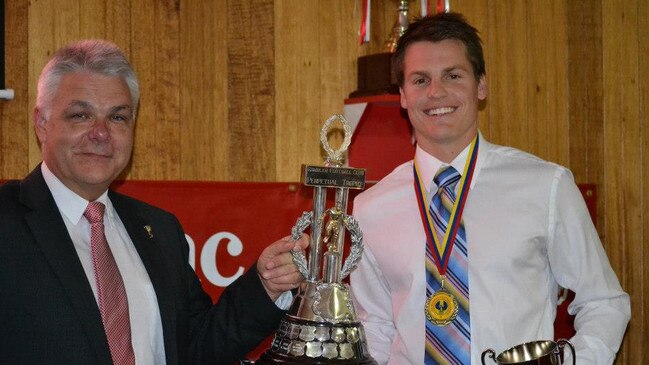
xmin=478 ymin=75 xmax=488 ymax=101
xmin=400 ymin=87 xmax=408 ymax=109
xmin=33 ymin=107 xmax=47 ymax=143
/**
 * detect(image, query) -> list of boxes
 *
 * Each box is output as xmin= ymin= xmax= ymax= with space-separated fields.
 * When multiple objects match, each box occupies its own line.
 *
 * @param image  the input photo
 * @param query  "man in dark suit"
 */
xmin=0 ymin=39 xmax=307 ymax=364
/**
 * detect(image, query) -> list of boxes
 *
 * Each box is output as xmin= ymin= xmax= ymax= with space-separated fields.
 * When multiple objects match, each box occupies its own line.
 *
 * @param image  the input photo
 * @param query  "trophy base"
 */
xmin=256 ymin=353 xmax=377 ymax=365
xmin=256 ymin=317 xmax=377 ymax=365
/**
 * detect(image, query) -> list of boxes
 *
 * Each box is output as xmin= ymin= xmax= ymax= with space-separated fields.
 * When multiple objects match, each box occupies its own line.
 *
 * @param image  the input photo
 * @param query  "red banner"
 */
xmin=111 ymin=180 xmax=330 ymax=298
xmin=3 ymin=178 xmax=591 ymax=357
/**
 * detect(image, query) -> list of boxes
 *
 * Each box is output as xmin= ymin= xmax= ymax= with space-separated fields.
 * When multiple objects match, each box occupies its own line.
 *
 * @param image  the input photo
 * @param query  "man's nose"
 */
xmin=427 ymin=79 xmax=447 ymax=98
xmin=88 ymin=118 xmax=110 ymax=141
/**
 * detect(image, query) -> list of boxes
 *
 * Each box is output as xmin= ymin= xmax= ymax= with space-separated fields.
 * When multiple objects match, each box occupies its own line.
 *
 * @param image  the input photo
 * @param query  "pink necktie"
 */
xmin=84 ymin=201 xmax=136 ymax=365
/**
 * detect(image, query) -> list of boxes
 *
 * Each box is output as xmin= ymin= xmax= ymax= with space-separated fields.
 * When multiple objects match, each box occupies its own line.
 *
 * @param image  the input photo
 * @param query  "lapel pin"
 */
xmin=144 ymin=225 xmax=154 ymax=239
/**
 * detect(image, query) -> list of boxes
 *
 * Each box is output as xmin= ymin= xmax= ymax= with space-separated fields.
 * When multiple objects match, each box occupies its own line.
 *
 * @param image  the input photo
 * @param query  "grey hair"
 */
xmin=36 ymin=39 xmax=139 ymax=119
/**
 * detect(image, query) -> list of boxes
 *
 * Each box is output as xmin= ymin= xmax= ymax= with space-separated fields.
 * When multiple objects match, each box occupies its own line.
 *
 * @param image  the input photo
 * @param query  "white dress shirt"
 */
xmin=350 ymin=133 xmax=630 ymax=364
xmin=42 ymin=163 xmax=166 ymax=365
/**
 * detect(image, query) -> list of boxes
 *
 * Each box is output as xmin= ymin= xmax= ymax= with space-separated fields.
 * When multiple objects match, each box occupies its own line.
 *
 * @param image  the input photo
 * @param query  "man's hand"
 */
xmin=257 ymin=235 xmax=309 ymax=302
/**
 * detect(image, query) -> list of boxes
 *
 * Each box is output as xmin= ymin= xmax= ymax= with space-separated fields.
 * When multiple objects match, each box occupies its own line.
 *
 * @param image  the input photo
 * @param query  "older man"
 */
xmin=0 ymin=39 xmax=306 ymax=364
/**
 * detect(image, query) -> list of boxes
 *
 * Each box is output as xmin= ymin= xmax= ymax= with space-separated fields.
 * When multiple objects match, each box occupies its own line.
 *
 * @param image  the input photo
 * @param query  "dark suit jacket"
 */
xmin=0 ymin=166 xmax=285 ymax=364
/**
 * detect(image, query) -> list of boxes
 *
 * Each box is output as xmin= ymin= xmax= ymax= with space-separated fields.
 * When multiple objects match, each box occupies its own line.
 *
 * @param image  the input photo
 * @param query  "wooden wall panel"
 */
xmin=318 ymin=0 xmax=357 ymax=131
xmin=274 ymin=0 xmax=326 ymax=177
xmin=571 ymin=0 xmax=607 ymax=238
xmin=484 ymin=1 xmax=530 ymax=151
xmin=527 ymin=0 xmax=569 ymax=166
xmin=228 ymin=0 xmax=275 ymax=182
xmin=128 ymin=1 xmax=157 ymax=179
xmin=0 ymin=0 xmax=28 ymax=178
xmin=79 ymin=0 xmax=107 ymax=38
xmin=152 ymin=0 xmax=181 ymax=180
xmin=566 ymin=1 xmax=604 ymax=233
xmin=602 ymin=1 xmax=642 ymax=363
xmin=104 ymin=1 xmax=132 ymax=50
xmin=640 ymin=0 xmax=649 ymax=362
xmin=179 ymin=1 xmax=228 ymax=181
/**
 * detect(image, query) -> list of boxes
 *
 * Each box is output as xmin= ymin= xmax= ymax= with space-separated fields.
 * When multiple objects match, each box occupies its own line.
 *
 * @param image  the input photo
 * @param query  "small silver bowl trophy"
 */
xmin=256 ymin=115 xmax=377 ymax=364
xmin=481 ymin=339 xmax=576 ymax=365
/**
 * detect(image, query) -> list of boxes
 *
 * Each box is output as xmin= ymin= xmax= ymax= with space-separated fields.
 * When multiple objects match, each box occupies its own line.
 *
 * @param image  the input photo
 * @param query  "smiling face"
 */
xmin=400 ymin=39 xmax=487 ymax=162
xmin=34 ymin=71 xmax=135 ymax=200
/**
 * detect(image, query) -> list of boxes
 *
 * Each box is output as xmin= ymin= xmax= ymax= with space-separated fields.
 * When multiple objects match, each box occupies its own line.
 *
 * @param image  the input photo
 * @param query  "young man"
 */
xmin=0 ymin=39 xmax=307 ymax=364
xmin=350 ymin=12 xmax=630 ymax=364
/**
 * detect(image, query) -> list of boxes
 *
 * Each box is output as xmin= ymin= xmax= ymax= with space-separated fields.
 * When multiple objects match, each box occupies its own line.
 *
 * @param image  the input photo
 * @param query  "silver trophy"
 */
xmin=384 ymin=0 xmax=412 ymax=52
xmin=257 ymin=115 xmax=377 ymax=364
xmin=481 ymin=339 xmax=576 ymax=365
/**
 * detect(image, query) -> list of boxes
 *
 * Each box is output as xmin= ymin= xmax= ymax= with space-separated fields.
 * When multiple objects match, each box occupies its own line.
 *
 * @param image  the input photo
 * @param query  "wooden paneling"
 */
xmin=152 ymin=0 xmax=181 ymax=180
xmin=0 ymin=0 xmax=28 ymax=179
xmin=484 ymin=1 xmax=530 ymax=150
xmin=1 ymin=0 xmax=647 ymax=362
xmin=527 ymin=0 xmax=569 ymax=166
xmin=566 ymin=0 xmax=604 ymax=232
xmin=640 ymin=0 xmax=649 ymax=362
xmin=228 ymin=0 xmax=275 ymax=182
xmin=179 ymin=1 xmax=228 ymax=181
xmin=274 ymin=0 xmax=329 ymax=178
xmin=128 ymin=1 xmax=156 ymax=179
xmin=602 ymin=1 xmax=644 ymax=363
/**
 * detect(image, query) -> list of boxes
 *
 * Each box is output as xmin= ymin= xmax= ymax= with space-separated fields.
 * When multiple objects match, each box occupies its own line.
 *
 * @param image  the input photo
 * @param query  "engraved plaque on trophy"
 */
xmin=256 ymin=115 xmax=377 ymax=364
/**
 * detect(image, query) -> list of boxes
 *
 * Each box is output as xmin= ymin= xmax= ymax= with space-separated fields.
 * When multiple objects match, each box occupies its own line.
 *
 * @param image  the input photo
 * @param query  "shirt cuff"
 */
xmin=274 ymin=290 xmax=293 ymax=310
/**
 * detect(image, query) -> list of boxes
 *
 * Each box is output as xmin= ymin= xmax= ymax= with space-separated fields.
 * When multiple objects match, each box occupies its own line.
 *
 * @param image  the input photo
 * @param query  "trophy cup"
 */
xmin=350 ymin=0 xmax=413 ymax=97
xmin=481 ymin=339 xmax=576 ymax=365
xmin=256 ymin=115 xmax=377 ymax=364
xmin=384 ymin=0 xmax=412 ymax=52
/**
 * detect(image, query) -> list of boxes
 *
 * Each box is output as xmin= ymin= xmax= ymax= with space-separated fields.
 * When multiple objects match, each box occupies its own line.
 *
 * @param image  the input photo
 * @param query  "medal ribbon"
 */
xmin=413 ymin=135 xmax=479 ymax=276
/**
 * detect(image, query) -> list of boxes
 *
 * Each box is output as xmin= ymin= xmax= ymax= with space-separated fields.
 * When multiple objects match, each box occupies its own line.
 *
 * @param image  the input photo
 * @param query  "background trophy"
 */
xmin=350 ymin=0 xmax=413 ymax=97
xmin=481 ymin=339 xmax=575 ymax=365
xmin=256 ymin=115 xmax=377 ymax=364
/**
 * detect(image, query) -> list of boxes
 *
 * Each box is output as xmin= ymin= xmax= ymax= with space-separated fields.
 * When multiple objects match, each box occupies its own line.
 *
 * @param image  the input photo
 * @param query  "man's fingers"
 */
xmin=264 ymin=271 xmax=304 ymax=288
xmin=262 ymin=260 xmax=300 ymax=279
xmin=293 ymin=235 xmax=310 ymax=250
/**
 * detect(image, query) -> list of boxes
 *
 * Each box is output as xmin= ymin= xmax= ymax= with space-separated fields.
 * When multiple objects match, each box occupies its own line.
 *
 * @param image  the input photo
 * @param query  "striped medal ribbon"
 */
xmin=413 ymin=135 xmax=478 ymax=326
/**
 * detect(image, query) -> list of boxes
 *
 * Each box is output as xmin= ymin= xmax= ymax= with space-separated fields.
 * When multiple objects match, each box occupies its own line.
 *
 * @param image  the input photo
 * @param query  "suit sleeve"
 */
xmin=170 ymin=218 xmax=285 ymax=364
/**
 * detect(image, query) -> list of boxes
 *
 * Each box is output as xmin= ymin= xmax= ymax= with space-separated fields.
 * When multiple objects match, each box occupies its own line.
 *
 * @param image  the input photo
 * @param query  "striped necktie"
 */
xmin=425 ymin=166 xmax=471 ymax=364
xmin=84 ymin=202 xmax=136 ymax=365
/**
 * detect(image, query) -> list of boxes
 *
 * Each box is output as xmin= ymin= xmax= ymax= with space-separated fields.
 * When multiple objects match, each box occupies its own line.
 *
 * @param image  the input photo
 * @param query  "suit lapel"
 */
xmin=110 ymin=192 xmax=178 ymax=364
xmin=20 ymin=166 xmax=113 ymax=363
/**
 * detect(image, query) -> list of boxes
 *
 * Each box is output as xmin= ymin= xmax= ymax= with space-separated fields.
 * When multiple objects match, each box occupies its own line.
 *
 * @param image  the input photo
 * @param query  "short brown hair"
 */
xmin=394 ymin=12 xmax=485 ymax=86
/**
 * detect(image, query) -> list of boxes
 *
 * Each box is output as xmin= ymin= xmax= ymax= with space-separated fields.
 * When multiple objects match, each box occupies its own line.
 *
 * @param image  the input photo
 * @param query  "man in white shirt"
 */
xmin=350 ymin=12 xmax=630 ymax=365
xmin=0 ymin=39 xmax=307 ymax=364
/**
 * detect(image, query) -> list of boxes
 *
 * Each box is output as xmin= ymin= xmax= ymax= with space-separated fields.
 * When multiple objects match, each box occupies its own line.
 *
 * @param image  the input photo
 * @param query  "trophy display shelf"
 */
xmin=349 ymin=0 xmax=412 ymax=98
xmin=349 ymin=52 xmax=398 ymax=98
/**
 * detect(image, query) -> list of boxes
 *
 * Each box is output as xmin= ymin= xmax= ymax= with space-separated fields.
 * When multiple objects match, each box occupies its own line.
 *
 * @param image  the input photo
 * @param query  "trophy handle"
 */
xmin=556 ymin=338 xmax=576 ymax=365
xmin=481 ymin=348 xmax=496 ymax=364
xmin=339 ymin=214 xmax=364 ymax=280
xmin=290 ymin=211 xmax=312 ymax=278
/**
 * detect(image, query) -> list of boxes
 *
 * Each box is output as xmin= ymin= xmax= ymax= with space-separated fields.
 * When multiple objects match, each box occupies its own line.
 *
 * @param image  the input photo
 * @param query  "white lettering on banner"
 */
xmin=187 ymin=232 xmax=245 ymax=287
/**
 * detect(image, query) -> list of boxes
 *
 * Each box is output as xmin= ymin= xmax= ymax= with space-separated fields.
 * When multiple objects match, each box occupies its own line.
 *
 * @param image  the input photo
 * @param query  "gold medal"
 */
xmin=425 ymin=287 xmax=458 ymax=326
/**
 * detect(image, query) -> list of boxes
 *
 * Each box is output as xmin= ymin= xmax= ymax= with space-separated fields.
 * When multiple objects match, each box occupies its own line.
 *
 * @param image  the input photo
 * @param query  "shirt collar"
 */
xmin=414 ymin=132 xmax=483 ymax=193
xmin=41 ymin=162 xmax=113 ymax=225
